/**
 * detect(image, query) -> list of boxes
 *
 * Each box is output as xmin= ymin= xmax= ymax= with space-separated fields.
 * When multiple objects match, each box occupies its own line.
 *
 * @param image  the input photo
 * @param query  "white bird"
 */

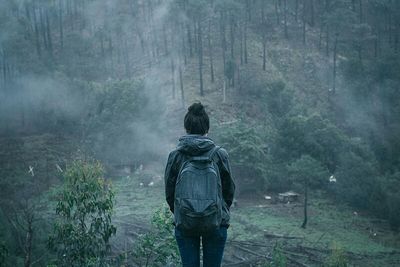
xmin=139 ymin=182 xmax=144 ymax=187
xmin=329 ymin=175 xmax=337 ymax=183
xmin=56 ymin=164 xmax=63 ymax=173
xmin=148 ymin=181 xmax=154 ymax=187
xmin=28 ymin=166 xmax=34 ymax=176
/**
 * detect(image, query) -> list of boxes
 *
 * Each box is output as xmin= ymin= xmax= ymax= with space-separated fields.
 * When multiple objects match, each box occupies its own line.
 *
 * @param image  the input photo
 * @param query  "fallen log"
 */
xmin=231 ymin=243 xmax=273 ymax=260
xmin=263 ymin=231 xmax=304 ymax=239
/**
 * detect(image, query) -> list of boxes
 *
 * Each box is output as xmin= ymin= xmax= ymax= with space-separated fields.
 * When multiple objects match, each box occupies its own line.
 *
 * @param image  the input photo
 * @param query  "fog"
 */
xmin=1 ymin=0 xmax=400 ymax=266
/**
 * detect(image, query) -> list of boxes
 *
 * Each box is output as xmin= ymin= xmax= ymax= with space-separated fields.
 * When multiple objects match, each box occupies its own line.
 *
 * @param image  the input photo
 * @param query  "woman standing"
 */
xmin=164 ymin=102 xmax=235 ymax=267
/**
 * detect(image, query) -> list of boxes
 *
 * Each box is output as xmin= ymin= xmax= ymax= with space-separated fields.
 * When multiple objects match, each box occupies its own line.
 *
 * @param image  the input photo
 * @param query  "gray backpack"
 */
xmin=174 ymin=146 xmax=222 ymax=234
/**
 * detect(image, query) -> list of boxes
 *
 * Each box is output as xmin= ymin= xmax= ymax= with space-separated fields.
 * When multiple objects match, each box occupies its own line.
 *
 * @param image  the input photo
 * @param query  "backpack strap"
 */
xmin=190 ymin=146 xmax=220 ymax=162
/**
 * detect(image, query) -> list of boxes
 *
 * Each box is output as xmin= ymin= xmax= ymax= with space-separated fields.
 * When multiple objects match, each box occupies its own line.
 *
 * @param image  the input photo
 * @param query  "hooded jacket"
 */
xmin=164 ymin=134 xmax=235 ymax=227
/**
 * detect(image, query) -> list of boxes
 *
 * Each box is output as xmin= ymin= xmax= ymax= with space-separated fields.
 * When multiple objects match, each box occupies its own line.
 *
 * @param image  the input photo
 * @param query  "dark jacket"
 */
xmin=164 ymin=134 xmax=235 ymax=227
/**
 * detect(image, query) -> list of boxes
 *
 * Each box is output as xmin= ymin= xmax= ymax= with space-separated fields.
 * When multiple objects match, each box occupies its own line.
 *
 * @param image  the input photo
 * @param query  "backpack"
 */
xmin=174 ymin=146 xmax=222 ymax=234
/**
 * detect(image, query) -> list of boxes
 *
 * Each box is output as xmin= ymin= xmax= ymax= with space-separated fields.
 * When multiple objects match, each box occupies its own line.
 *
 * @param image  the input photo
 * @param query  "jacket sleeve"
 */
xmin=164 ymin=150 xmax=178 ymax=213
xmin=218 ymin=148 xmax=235 ymax=208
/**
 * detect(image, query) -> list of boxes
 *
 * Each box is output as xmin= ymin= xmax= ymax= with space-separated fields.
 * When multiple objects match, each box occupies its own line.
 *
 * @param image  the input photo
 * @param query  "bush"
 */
xmin=387 ymin=194 xmax=400 ymax=231
xmin=323 ymin=242 xmax=349 ymax=267
xmin=277 ymin=113 xmax=345 ymax=172
xmin=213 ymin=121 xmax=271 ymax=194
xmin=132 ymin=206 xmax=180 ymax=267
xmin=288 ymin=155 xmax=330 ymax=190
xmin=48 ymin=159 xmax=116 ymax=266
xmin=0 ymin=241 xmax=7 ymax=267
xmin=265 ymin=80 xmax=293 ymax=118
xmin=262 ymin=242 xmax=287 ymax=267
xmin=84 ymin=79 xmax=166 ymax=164
xmin=335 ymin=151 xmax=380 ymax=210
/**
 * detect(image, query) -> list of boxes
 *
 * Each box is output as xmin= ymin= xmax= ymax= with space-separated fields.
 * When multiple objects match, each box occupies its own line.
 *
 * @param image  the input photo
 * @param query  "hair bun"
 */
xmin=188 ymin=102 xmax=205 ymax=116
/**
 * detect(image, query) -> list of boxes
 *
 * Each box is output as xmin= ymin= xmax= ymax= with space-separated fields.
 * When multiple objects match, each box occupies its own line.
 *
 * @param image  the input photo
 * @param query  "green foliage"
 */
xmin=83 ymin=79 xmax=164 ymax=163
xmin=323 ymin=242 xmax=349 ymax=267
xmin=214 ymin=121 xmax=270 ymax=192
xmin=262 ymin=243 xmax=287 ymax=267
xmin=384 ymin=172 xmax=400 ymax=230
xmin=225 ymin=58 xmax=236 ymax=81
xmin=277 ymin=113 xmax=345 ymax=172
xmin=48 ymin=159 xmax=116 ymax=266
xmin=387 ymin=194 xmax=400 ymax=231
xmin=265 ymin=80 xmax=293 ymax=118
xmin=132 ymin=206 xmax=180 ymax=267
xmin=335 ymin=151 xmax=380 ymax=210
xmin=288 ymin=155 xmax=330 ymax=190
xmin=0 ymin=241 xmax=7 ymax=267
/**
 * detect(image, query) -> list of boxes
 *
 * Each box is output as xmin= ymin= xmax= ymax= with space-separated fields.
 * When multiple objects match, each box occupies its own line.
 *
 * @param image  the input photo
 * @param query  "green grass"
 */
xmin=229 ymin=197 xmax=398 ymax=256
xmin=106 ymin=174 xmax=400 ymax=266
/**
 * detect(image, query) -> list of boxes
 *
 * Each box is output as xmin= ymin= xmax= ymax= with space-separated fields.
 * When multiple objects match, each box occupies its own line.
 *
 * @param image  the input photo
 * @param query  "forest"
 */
xmin=0 ymin=0 xmax=400 ymax=266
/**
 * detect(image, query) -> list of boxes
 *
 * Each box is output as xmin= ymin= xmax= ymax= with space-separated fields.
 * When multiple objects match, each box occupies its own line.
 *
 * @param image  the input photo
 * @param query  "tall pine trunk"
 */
xmin=197 ymin=19 xmax=204 ymax=96
xmin=208 ymin=20 xmax=214 ymax=83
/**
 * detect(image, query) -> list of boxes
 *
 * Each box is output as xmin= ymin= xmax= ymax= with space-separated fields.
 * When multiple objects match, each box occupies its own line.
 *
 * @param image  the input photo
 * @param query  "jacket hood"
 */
xmin=177 ymin=135 xmax=216 ymax=156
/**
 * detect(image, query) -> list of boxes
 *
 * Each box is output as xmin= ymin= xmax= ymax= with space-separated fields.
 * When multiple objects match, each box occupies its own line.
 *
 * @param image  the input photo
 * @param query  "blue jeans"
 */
xmin=175 ymin=227 xmax=227 ymax=267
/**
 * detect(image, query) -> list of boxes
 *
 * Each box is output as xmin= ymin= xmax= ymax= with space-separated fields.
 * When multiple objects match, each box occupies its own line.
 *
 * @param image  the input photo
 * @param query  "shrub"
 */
xmin=0 ymin=241 xmax=7 ymax=267
xmin=288 ymin=155 xmax=330 ymax=190
xmin=263 ymin=242 xmax=287 ymax=267
xmin=214 ymin=122 xmax=270 ymax=194
xmin=323 ymin=242 xmax=349 ymax=267
xmin=132 ymin=206 xmax=180 ymax=267
xmin=48 ymin=159 xmax=116 ymax=266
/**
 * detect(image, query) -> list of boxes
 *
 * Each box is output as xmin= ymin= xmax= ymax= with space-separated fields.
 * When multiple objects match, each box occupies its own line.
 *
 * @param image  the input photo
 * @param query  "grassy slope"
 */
xmin=110 ymin=171 xmax=400 ymax=266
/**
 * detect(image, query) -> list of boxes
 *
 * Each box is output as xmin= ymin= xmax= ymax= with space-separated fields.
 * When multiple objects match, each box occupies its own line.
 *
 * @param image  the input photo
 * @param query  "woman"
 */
xmin=164 ymin=102 xmax=235 ymax=267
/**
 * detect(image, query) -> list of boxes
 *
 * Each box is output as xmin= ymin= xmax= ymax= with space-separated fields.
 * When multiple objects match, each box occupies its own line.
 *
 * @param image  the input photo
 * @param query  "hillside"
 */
xmin=1 ymin=0 xmax=400 ymax=266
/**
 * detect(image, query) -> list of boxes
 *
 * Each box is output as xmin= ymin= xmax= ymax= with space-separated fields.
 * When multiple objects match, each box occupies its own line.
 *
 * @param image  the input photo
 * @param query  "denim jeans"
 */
xmin=175 ymin=227 xmax=228 ymax=267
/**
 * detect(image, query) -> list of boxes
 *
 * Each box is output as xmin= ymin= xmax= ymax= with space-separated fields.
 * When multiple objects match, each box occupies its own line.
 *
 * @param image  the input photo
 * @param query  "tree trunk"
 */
xmin=230 ymin=15 xmax=235 ymax=59
xmin=326 ymin=25 xmax=330 ymax=56
xmin=208 ymin=20 xmax=214 ymax=83
xmin=171 ymin=58 xmax=176 ymax=99
xmin=275 ymin=0 xmax=280 ymax=25
xmin=193 ymin=20 xmax=198 ymax=55
xmin=310 ymin=0 xmax=315 ymax=26
xmin=187 ymin=23 xmax=193 ymax=57
xmin=179 ymin=65 xmax=185 ymax=108
xmin=246 ymin=0 xmax=251 ymax=22
xmin=2 ymin=50 xmax=7 ymax=89
xmin=39 ymin=8 xmax=48 ymax=51
xmin=180 ymin=22 xmax=187 ymax=65
xmin=59 ymin=0 xmax=64 ymax=50
xmin=24 ymin=216 xmax=34 ymax=267
xmin=220 ymin=12 xmax=227 ymax=71
xmin=32 ymin=5 xmax=41 ymax=56
xmin=301 ymin=182 xmax=308 ymax=229
xmin=244 ymin=19 xmax=248 ymax=64
xmin=163 ymin=24 xmax=169 ymax=56
xmin=333 ymin=33 xmax=338 ymax=94
xmin=284 ymin=0 xmax=288 ymax=38
xmin=223 ymin=78 xmax=226 ymax=103
xmin=45 ymin=9 xmax=53 ymax=56
xmin=124 ymin=38 xmax=131 ymax=78
xmin=302 ymin=3 xmax=306 ymax=45
xmin=240 ymin=24 xmax=243 ymax=65
xmin=262 ymin=35 xmax=266 ymax=71
xmin=261 ymin=0 xmax=265 ymax=23
xmin=318 ymin=18 xmax=323 ymax=50
xmin=197 ymin=19 xmax=204 ymax=96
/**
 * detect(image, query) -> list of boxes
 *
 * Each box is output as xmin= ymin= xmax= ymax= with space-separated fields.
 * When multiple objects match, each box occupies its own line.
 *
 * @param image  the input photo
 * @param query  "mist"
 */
xmin=1 ymin=0 xmax=400 ymax=266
